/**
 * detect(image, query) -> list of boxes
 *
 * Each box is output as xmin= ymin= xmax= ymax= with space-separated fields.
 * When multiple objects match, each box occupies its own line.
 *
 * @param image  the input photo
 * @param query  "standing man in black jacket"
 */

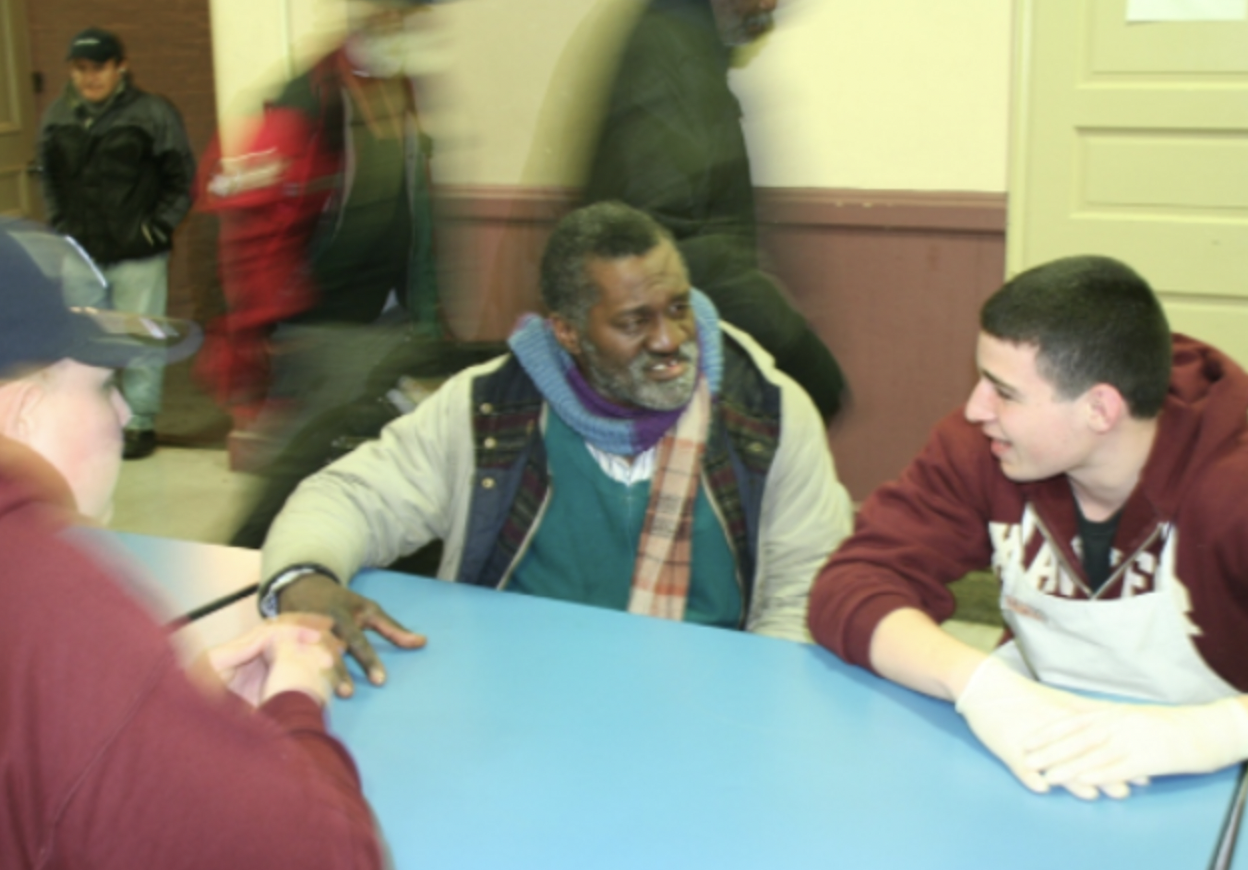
xmin=39 ymin=28 xmax=195 ymax=459
xmin=584 ymin=0 xmax=847 ymax=421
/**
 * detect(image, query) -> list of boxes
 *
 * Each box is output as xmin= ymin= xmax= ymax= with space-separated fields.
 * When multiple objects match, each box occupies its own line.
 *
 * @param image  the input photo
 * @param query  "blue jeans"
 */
xmin=100 ymin=254 xmax=169 ymax=432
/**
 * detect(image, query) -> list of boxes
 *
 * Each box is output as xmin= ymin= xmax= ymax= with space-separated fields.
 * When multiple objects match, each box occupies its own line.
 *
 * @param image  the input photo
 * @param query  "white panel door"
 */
xmin=0 ymin=0 xmax=38 ymax=218
xmin=1009 ymin=0 xmax=1248 ymax=366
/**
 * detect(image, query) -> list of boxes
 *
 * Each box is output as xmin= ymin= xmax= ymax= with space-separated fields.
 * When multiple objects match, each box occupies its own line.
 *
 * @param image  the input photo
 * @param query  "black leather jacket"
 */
xmin=38 ymin=81 xmax=194 ymax=265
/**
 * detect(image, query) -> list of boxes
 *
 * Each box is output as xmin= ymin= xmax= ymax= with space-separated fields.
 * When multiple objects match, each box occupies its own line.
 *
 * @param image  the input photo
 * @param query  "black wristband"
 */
xmin=257 ymin=563 xmax=341 ymax=617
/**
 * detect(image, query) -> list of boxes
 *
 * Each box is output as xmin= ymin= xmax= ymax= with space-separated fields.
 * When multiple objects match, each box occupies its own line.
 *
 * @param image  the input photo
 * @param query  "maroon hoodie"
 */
xmin=0 ymin=442 xmax=381 ymax=869
xmin=809 ymin=335 xmax=1248 ymax=692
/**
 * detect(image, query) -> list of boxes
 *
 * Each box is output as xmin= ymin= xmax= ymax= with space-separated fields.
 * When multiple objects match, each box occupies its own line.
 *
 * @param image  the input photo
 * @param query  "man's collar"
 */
xmin=507 ymin=288 xmax=724 ymax=456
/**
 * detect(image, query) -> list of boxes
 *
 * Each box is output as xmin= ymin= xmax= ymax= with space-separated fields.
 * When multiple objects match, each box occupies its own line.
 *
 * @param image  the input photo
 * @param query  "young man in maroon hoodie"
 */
xmin=809 ymin=255 xmax=1248 ymax=801
xmin=0 ymin=219 xmax=382 ymax=868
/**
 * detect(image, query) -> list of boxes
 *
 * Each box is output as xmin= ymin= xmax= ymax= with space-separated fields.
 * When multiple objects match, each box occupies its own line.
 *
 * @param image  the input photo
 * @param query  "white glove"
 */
xmin=955 ymin=656 xmax=1125 ymax=799
xmin=1022 ymin=696 xmax=1248 ymax=791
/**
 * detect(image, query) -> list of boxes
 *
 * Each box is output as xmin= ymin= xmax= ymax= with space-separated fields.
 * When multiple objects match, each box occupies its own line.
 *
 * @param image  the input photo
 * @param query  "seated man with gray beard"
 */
xmin=259 ymin=201 xmax=853 ymax=692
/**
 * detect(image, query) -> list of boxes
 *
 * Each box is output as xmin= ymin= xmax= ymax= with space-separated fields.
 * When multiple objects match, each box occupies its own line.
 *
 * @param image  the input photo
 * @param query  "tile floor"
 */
xmin=111 ymin=446 xmax=260 ymax=546
xmin=110 ymin=445 xmax=1004 ymax=653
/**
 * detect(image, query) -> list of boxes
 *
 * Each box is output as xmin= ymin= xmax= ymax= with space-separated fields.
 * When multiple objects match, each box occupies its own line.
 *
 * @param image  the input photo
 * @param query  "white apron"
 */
xmin=992 ymin=508 xmax=1238 ymax=705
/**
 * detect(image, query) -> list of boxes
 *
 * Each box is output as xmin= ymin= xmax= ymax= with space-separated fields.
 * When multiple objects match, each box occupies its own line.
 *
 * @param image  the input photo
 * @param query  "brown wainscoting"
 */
xmin=435 ymin=185 xmax=577 ymax=340
xmin=756 ymin=188 xmax=1006 ymax=501
xmin=434 ymin=185 xmax=1007 ymax=502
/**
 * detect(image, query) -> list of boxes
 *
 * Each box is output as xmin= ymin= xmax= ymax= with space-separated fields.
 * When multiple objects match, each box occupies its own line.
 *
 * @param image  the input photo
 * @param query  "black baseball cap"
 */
xmin=66 ymin=27 xmax=125 ymax=64
xmin=0 ymin=219 xmax=200 ymax=377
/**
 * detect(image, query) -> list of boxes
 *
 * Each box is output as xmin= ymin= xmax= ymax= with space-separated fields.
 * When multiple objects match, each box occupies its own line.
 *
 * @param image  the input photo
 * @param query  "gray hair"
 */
xmin=539 ymin=201 xmax=674 ymax=326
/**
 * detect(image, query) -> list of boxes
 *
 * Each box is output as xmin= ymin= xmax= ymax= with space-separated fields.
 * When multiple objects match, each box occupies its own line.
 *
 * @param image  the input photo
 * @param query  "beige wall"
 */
xmin=207 ymin=0 xmax=1012 ymax=191
xmin=208 ymin=0 xmax=347 ymax=150
xmin=738 ymin=0 xmax=1013 ymax=192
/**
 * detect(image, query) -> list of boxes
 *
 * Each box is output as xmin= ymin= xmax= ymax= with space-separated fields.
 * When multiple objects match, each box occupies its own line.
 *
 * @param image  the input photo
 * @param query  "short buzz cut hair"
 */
xmin=980 ymin=255 xmax=1172 ymax=419
xmin=539 ymin=201 xmax=675 ymax=326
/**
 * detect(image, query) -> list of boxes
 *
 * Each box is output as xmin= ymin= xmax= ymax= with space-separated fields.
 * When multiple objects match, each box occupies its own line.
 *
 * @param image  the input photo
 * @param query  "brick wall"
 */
xmin=26 ymin=0 xmax=220 ymax=322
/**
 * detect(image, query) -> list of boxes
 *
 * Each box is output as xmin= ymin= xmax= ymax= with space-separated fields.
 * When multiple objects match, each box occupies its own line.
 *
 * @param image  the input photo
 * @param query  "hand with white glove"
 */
xmin=865 ymin=610 xmax=1149 ymax=799
xmin=955 ymin=656 xmax=1128 ymax=799
xmin=1023 ymin=696 xmax=1248 ymax=792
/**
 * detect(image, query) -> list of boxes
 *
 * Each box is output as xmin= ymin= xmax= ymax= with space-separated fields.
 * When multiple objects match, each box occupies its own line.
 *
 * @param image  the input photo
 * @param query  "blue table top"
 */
xmin=330 ymin=567 xmax=1240 ymax=870
xmin=108 ymin=533 xmax=1239 ymax=869
xmin=106 ymin=530 xmax=260 ymax=616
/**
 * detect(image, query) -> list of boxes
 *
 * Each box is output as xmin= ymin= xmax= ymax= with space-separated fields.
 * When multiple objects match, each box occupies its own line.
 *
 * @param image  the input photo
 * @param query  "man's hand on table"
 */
xmin=955 ymin=657 xmax=1136 ymax=800
xmin=278 ymin=572 xmax=426 ymax=696
xmin=957 ymin=659 xmax=1248 ymax=799
xmin=198 ymin=616 xmax=339 ymax=707
xmin=1022 ymin=695 xmax=1248 ymax=793
xmin=867 ymin=610 xmax=1129 ymax=799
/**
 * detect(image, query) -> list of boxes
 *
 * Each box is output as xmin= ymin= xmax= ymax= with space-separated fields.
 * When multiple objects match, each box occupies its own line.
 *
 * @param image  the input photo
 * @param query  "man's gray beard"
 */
xmin=582 ymin=338 xmax=700 ymax=411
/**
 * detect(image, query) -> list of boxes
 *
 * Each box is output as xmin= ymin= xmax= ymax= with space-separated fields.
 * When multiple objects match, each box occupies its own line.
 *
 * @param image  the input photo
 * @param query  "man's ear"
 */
xmin=549 ymin=314 xmax=583 ymax=358
xmin=1084 ymin=383 xmax=1127 ymax=434
xmin=0 ymin=379 xmax=45 ymax=443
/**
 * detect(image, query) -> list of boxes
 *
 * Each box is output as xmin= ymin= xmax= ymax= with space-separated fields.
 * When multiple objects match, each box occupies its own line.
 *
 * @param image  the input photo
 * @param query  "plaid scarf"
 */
xmin=508 ymin=288 xmax=722 ymax=455
xmin=508 ymin=290 xmax=723 ymax=620
xmin=626 ymin=379 xmax=711 ymax=621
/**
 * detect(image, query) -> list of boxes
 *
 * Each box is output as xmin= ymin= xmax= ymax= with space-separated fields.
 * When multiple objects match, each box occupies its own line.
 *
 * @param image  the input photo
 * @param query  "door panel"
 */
xmin=0 ymin=0 xmax=38 ymax=218
xmin=1010 ymin=0 xmax=1248 ymax=365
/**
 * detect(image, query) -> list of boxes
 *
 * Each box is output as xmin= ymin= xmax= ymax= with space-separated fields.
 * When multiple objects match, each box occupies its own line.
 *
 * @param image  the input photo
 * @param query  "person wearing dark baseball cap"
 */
xmin=0 ymin=217 xmax=385 ymax=868
xmin=0 ymin=218 xmax=200 ymax=519
xmin=65 ymin=26 xmax=125 ymax=65
xmin=39 ymin=25 xmax=196 ymax=459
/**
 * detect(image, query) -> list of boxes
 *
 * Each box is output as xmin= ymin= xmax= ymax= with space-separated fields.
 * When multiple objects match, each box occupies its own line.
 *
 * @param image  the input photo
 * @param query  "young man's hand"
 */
xmin=200 ymin=616 xmax=340 ymax=707
xmin=955 ymin=657 xmax=1134 ymax=800
xmin=1022 ymin=696 xmax=1248 ymax=791
xmin=867 ymin=609 xmax=1144 ymax=800
xmin=279 ymin=572 xmax=426 ymax=696
xmin=261 ymin=629 xmax=338 ymax=706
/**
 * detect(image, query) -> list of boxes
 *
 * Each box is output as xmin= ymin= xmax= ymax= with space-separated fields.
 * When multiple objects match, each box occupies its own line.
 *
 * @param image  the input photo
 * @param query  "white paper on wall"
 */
xmin=1126 ymin=0 xmax=1248 ymax=21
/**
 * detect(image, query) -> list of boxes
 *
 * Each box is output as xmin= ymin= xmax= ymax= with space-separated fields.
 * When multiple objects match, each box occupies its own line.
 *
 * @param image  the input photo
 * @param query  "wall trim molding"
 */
xmin=756 ymin=188 xmax=1007 ymax=234
xmin=435 ymin=184 xmax=1008 ymax=234
xmin=437 ymin=185 xmax=575 ymax=222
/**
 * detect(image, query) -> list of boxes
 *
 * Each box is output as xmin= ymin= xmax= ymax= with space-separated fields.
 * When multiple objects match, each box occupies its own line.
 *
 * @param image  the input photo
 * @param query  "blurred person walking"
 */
xmin=584 ymin=0 xmax=847 ymax=421
xmin=38 ymin=27 xmax=195 ymax=460
xmin=199 ymin=0 xmax=446 ymax=456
